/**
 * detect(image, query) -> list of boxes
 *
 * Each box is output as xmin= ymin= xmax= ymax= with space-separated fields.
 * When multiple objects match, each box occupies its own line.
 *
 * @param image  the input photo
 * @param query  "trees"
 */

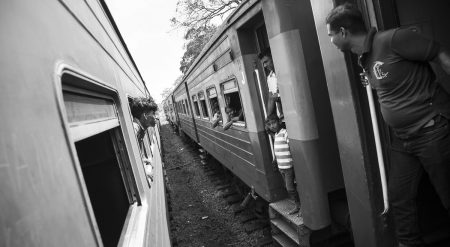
xmin=179 ymin=25 xmax=217 ymax=73
xmin=171 ymin=0 xmax=242 ymax=74
xmin=171 ymin=0 xmax=242 ymax=30
xmin=160 ymin=88 xmax=173 ymax=100
xmin=160 ymin=75 xmax=183 ymax=100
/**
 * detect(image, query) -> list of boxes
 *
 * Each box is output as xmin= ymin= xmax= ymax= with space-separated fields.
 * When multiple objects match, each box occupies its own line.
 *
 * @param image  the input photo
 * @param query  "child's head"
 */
xmin=225 ymin=106 xmax=236 ymax=116
xmin=265 ymin=114 xmax=281 ymax=133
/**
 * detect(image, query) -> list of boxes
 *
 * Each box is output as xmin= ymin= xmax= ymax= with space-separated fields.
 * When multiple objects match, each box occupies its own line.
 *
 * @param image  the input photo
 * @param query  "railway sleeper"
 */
xmin=244 ymin=219 xmax=270 ymax=234
xmin=220 ymin=189 xmax=238 ymax=198
xmin=231 ymin=203 xmax=247 ymax=215
xmin=225 ymin=194 xmax=242 ymax=205
xmin=238 ymin=211 xmax=258 ymax=224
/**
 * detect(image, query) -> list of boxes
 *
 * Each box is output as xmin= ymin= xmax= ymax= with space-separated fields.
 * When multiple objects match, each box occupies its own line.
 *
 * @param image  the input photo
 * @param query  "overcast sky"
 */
xmin=105 ymin=0 xmax=184 ymax=103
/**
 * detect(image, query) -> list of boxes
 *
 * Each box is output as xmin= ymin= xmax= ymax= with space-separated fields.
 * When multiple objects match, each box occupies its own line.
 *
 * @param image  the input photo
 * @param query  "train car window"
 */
xmin=192 ymin=95 xmax=201 ymax=117
xmin=207 ymin=87 xmax=222 ymax=126
xmin=221 ymin=79 xmax=245 ymax=127
xmin=198 ymin=92 xmax=209 ymax=119
xmin=60 ymin=75 xmax=139 ymax=247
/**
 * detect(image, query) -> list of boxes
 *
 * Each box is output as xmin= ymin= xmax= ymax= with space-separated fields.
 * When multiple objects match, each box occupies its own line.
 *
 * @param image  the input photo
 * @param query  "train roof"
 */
xmin=99 ymin=0 xmax=150 ymax=97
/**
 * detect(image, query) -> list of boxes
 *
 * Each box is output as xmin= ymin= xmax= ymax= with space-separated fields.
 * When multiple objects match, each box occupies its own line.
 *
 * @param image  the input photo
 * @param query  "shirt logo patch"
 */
xmin=373 ymin=61 xmax=389 ymax=79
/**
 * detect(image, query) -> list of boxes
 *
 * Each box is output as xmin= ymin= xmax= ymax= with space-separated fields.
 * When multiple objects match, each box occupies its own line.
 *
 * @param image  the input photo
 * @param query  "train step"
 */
xmin=269 ymin=199 xmax=311 ymax=247
xmin=272 ymin=233 xmax=300 ymax=247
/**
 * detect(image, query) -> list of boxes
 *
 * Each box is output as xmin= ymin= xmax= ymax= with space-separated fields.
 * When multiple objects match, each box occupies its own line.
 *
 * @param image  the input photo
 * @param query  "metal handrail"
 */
xmin=254 ymin=69 xmax=275 ymax=160
xmin=363 ymin=76 xmax=389 ymax=215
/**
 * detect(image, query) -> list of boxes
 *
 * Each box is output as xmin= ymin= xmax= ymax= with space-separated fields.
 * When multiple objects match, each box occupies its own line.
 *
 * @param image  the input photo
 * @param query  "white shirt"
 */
xmin=267 ymin=71 xmax=278 ymax=94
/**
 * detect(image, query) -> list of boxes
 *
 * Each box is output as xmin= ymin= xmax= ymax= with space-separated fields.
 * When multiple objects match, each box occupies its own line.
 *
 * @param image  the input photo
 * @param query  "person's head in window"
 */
xmin=225 ymin=105 xmax=243 ymax=121
xmin=258 ymin=48 xmax=275 ymax=74
xmin=225 ymin=106 xmax=237 ymax=118
xmin=130 ymin=97 xmax=158 ymax=129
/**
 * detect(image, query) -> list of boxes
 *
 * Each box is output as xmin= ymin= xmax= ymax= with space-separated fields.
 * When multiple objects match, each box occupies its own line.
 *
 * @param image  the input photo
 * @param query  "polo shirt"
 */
xmin=358 ymin=28 xmax=450 ymax=138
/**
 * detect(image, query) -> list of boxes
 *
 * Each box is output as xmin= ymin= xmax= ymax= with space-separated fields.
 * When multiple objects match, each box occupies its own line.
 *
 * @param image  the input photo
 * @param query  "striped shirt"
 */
xmin=274 ymin=128 xmax=293 ymax=169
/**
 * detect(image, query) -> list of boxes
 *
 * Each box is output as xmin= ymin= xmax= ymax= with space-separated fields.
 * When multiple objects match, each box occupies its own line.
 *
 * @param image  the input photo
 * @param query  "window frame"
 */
xmin=182 ymin=99 xmax=187 ymax=115
xmin=198 ymin=91 xmax=210 ymax=120
xmin=184 ymin=99 xmax=190 ymax=116
xmin=220 ymin=78 xmax=246 ymax=129
xmin=206 ymin=85 xmax=222 ymax=126
xmin=54 ymin=64 xmax=145 ymax=247
xmin=192 ymin=94 xmax=201 ymax=118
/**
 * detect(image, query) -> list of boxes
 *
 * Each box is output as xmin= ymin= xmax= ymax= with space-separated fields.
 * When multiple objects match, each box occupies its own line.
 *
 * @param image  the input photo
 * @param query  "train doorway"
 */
xmin=333 ymin=0 xmax=450 ymax=245
xmin=371 ymin=0 xmax=450 ymax=244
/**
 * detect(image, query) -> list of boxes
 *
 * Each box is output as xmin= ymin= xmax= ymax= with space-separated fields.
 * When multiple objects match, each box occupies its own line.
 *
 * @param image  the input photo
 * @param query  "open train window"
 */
xmin=192 ymin=95 xmax=201 ymax=117
xmin=60 ymin=73 xmax=138 ymax=247
xmin=198 ymin=92 xmax=209 ymax=119
xmin=221 ymin=79 xmax=245 ymax=127
xmin=207 ymin=86 xmax=222 ymax=126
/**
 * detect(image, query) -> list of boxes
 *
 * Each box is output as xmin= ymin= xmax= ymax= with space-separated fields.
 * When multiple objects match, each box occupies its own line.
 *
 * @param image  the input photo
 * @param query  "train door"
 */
xmin=370 ymin=0 xmax=450 ymax=244
xmin=261 ymin=0 xmax=346 ymax=232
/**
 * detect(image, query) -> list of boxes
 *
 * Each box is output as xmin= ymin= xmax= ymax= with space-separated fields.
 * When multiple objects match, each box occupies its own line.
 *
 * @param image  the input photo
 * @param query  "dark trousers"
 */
xmin=279 ymin=167 xmax=300 ymax=203
xmin=389 ymin=117 xmax=450 ymax=245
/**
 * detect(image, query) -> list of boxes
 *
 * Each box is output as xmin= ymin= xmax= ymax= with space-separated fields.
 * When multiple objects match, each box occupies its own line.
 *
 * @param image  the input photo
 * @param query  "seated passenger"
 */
xmin=223 ymin=106 xmax=244 ymax=131
xmin=266 ymin=114 xmax=300 ymax=215
xmin=211 ymin=103 xmax=222 ymax=128
xmin=130 ymin=96 xmax=158 ymax=182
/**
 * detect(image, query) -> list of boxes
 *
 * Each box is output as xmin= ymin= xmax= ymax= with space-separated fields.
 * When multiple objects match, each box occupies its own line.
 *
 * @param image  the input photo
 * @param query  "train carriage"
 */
xmin=1 ymin=0 xmax=171 ymax=246
xmin=162 ymin=95 xmax=177 ymax=127
xmin=163 ymin=0 xmax=450 ymax=246
xmin=165 ymin=0 xmax=345 ymax=242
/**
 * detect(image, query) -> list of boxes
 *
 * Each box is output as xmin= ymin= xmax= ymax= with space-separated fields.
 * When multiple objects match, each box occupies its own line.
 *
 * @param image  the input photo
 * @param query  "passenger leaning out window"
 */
xmin=130 ymin=96 xmax=158 ymax=182
xmin=223 ymin=105 xmax=244 ymax=130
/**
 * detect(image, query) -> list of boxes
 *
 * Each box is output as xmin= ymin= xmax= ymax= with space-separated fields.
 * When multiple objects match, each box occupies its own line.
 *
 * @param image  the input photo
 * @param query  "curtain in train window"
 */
xmin=192 ymin=95 xmax=201 ymax=117
xmin=221 ymin=79 xmax=245 ymax=127
xmin=198 ymin=92 xmax=209 ymax=119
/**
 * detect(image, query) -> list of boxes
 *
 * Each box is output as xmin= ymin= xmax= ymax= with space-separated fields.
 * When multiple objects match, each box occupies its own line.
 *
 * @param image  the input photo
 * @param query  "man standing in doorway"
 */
xmin=326 ymin=3 xmax=450 ymax=247
xmin=259 ymin=49 xmax=284 ymax=120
